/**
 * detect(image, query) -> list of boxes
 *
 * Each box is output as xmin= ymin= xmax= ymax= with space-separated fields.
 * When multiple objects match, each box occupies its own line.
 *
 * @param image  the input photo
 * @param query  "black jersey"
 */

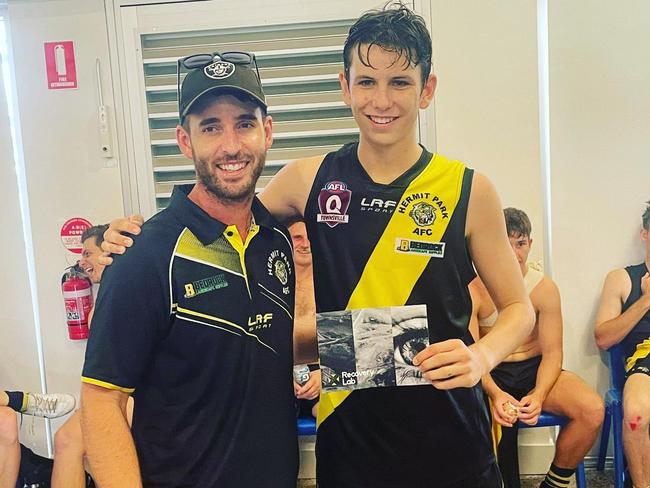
xmin=83 ymin=185 xmax=298 ymax=487
xmin=304 ymin=143 xmax=494 ymax=487
xmin=622 ymin=262 xmax=650 ymax=360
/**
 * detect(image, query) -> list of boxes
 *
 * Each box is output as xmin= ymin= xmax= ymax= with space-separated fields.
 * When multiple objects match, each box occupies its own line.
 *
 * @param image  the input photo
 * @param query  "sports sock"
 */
xmin=5 ymin=391 xmax=26 ymax=412
xmin=539 ymin=463 xmax=575 ymax=488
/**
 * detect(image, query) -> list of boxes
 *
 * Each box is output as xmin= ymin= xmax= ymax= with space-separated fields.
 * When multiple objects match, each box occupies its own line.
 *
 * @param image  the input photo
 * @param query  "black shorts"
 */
xmin=317 ymin=461 xmax=503 ymax=488
xmin=626 ymin=348 xmax=650 ymax=378
xmin=297 ymin=398 xmax=318 ymax=417
xmin=490 ymin=355 xmax=541 ymax=399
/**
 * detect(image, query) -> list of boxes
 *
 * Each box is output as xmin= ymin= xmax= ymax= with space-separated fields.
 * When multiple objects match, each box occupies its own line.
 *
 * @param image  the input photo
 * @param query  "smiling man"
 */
xmin=80 ymin=56 xmax=297 ymax=487
xmin=79 ymin=224 xmax=108 ymax=284
xmin=103 ymin=5 xmax=534 ymax=487
xmin=261 ymin=8 xmax=534 ymax=486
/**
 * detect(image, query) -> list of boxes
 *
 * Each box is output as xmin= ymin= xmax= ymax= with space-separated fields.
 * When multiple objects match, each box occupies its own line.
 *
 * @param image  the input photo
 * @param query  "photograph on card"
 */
xmin=317 ymin=304 xmax=430 ymax=392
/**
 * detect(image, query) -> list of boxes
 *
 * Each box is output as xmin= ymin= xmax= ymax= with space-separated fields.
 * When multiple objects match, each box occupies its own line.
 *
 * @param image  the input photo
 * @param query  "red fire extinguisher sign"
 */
xmin=44 ymin=41 xmax=77 ymax=90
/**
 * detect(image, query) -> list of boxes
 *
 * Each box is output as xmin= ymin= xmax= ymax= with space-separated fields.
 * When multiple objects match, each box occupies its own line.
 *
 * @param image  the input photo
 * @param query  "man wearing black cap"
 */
xmin=80 ymin=54 xmax=298 ymax=488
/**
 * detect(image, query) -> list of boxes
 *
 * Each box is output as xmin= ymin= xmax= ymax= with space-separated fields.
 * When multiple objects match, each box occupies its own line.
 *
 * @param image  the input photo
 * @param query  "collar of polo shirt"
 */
xmin=168 ymin=185 xmax=275 ymax=246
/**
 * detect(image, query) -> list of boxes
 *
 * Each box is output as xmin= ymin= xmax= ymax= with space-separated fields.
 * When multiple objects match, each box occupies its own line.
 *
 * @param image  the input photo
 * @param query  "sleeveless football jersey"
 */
xmin=305 ymin=143 xmax=495 ymax=487
xmin=622 ymin=262 xmax=650 ymax=363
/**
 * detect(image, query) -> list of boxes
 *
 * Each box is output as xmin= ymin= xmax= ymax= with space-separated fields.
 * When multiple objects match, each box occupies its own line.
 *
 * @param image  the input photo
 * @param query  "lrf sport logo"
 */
xmin=317 ymin=181 xmax=351 ymax=227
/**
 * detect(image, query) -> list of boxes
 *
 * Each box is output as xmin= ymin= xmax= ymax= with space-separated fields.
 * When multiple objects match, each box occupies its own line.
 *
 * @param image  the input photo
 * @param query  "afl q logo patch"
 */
xmin=409 ymin=202 xmax=436 ymax=227
xmin=204 ymin=61 xmax=235 ymax=80
xmin=317 ymin=181 xmax=351 ymax=227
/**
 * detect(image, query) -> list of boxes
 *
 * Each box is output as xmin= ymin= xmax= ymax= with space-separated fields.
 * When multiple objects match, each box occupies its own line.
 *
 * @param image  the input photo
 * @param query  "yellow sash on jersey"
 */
xmin=317 ymin=155 xmax=467 ymax=427
xmin=626 ymin=338 xmax=650 ymax=371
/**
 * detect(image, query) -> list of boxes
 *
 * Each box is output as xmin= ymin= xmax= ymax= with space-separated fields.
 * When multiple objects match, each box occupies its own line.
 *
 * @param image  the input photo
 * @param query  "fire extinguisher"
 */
xmin=61 ymin=263 xmax=93 ymax=340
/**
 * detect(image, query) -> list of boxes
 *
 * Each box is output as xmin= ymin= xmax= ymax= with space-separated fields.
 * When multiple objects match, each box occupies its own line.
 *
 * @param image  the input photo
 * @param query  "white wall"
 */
xmin=430 ymin=0 xmax=650 ymax=468
xmin=549 ymin=0 xmax=650 ymax=391
xmin=430 ymin=0 xmax=545 ymax=266
xmin=0 ymin=22 xmax=47 ymax=454
xmin=7 ymin=0 xmax=124 ymax=454
xmin=430 ymin=0 xmax=552 ymax=470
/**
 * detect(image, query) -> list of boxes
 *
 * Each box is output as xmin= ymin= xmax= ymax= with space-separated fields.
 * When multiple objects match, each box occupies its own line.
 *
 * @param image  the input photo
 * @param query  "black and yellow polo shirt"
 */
xmin=305 ymin=142 xmax=494 ymax=487
xmin=82 ymin=185 xmax=297 ymax=487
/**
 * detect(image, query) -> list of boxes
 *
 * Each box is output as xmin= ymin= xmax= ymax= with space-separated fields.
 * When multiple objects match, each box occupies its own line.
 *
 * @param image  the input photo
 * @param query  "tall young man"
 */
xmin=81 ymin=56 xmax=298 ymax=487
xmin=473 ymin=208 xmax=603 ymax=488
xmin=595 ymin=201 xmax=650 ymax=488
xmin=104 ymin=6 xmax=534 ymax=487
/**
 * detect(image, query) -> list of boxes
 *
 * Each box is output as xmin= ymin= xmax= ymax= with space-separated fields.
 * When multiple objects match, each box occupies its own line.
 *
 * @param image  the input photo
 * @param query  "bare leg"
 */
xmin=0 ymin=392 xmax=8 ymax=407
xmin=623 ymin=373 xmax=650 ymax=487
xmin=52 ymin=410 xmax=86 ymax=488
xmin=0 ymin=407 xmax=20 ymax=488
xmin=542 ymin=370 xmax=605 ymax=468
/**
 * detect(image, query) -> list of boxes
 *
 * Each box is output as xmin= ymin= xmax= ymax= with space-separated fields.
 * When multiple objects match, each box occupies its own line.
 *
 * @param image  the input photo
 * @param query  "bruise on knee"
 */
xmin=628 ymin=415 xmax=642 ymax=432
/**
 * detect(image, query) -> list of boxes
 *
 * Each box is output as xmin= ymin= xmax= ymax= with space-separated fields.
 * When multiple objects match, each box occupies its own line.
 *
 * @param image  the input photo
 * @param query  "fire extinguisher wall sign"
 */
xmin=62 ymin=264 xmax=93 ymax=340
xmin=44 ymin=41 xmax=77 ymax=90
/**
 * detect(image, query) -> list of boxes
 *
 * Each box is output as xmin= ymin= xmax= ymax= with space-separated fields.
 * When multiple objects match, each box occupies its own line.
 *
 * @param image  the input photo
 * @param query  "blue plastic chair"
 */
xmin=518 ymin=412 xmax=587 ymax=488
xmin=596 ymin=344 xmax=627 ymax=488
xmin=297 ymin=415 xmax=317 ymax=436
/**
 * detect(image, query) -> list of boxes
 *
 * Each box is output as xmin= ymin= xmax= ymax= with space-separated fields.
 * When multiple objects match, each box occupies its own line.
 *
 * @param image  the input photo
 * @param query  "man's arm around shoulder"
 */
xmin=595 ymin=268 xmax=650 ymax=349
xmin=258 ymin=155 xmax=323 ymax=225
xmin=81 ymin=383 xmax=142 ymax=488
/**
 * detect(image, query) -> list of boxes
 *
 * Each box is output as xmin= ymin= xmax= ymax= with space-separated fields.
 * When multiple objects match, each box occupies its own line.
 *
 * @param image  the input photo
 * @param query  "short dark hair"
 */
xmin=504 ymin=208 xmax=532 ymax=238
xmin=181 ymin=90 xmax=267 ymax=132
xmin=643 ymin=200 xmax=650 ymax=230
xmin=81 ymin=224 xmax=109 ymax=247
xmin=343 ymin=2 xmax=433 ymax=86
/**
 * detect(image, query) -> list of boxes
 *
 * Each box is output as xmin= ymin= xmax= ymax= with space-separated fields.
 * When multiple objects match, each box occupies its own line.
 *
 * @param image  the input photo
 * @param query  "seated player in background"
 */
xmin=594 ymin=200 xmax=650 ymax=488
xmin=289 ymin=222 xmax=320 ymax=418
xmin=471 ymin=208 xmax=603 ymax=488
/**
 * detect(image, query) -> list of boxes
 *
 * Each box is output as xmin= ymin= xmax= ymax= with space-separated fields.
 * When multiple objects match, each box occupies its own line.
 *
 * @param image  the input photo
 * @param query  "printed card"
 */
xmin=317 ymin=304 xmax=430 ymax=392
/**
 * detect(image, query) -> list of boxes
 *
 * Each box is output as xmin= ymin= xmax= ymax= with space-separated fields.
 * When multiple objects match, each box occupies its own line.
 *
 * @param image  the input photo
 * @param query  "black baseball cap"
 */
xmin=179 ymin=59 xmax=266 ymax=124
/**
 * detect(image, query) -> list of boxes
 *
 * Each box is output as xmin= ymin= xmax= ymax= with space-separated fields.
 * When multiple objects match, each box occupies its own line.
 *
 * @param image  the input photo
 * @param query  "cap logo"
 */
xmin=204 ymin=61 xmax=235 ymax=80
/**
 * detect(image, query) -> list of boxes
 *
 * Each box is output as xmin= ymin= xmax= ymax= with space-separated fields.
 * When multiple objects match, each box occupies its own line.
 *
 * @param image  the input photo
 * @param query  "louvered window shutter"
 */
xmin=142 ymin=20 xmax=357 ymax=211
